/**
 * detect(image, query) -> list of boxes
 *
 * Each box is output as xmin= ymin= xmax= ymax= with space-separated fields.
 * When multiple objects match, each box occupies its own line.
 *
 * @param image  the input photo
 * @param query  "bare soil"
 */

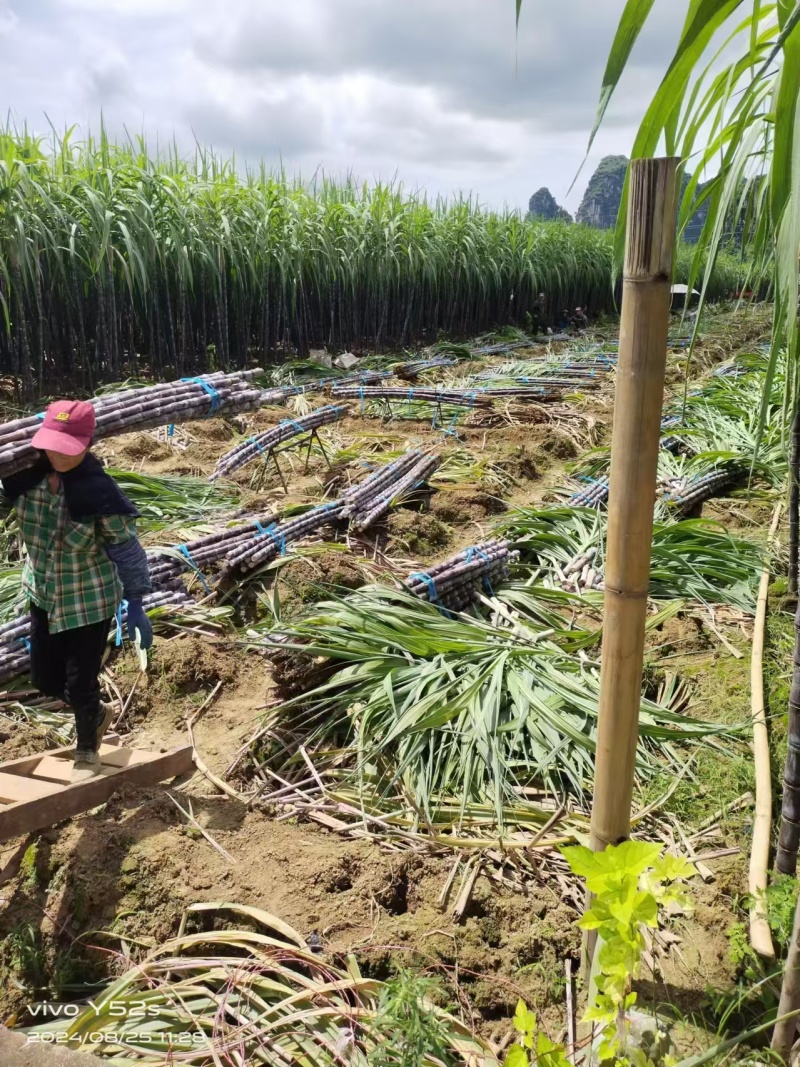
xmin=0 ymin=311 xmax=774 ymax=1051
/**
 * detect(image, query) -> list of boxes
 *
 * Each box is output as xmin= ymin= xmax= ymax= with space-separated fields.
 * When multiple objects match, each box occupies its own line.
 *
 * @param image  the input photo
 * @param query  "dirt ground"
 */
xmin=0 ymin=311 xmax=773 ymax=1053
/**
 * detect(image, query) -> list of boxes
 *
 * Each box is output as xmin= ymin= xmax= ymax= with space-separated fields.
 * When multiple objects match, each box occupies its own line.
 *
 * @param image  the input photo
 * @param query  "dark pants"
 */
xmin=29 ymin=604 xmax=111 ymax=753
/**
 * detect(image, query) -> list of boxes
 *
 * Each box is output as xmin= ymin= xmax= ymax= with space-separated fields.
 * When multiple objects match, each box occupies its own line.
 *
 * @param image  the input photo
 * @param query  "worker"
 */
xmin=1 ymin=401 xmax=153 ymax=783
xmin=529 ymin=292 xmax=547 ymax=335
xmin=572 ymin=307 xmax=589 ymax=330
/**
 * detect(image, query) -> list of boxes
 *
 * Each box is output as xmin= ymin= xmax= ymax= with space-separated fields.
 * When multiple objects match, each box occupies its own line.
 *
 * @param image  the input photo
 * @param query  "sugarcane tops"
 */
xmin=4 ymin=457 xmax=140 ymax=634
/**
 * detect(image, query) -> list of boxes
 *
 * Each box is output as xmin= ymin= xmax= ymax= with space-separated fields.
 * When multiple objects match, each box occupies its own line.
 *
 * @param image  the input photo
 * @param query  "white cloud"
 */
xmin=0 ymin=0 xmax=692 ymax=212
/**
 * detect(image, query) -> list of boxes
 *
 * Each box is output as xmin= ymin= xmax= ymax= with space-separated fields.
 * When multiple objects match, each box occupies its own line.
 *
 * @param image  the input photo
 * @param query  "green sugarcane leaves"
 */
xmin=260 ymin=587 xmax=731 ymax=823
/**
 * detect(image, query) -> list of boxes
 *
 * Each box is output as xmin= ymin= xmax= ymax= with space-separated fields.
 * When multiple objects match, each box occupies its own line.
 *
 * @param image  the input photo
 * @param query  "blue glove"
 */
xmin=126 ymin=599 xmax=153 ymax=651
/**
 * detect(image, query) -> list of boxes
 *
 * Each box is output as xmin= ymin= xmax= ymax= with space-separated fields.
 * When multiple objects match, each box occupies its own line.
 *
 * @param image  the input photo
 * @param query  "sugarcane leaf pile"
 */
xmin=497 ymin=505 xmax=762 ymax=610
xmin=255 ymin=588 xmax=730 ymax=823
xmin=21 ymin=902 xmax=489 ymax=1066
xmin=105 ymin=468 xmax=240 ymax=532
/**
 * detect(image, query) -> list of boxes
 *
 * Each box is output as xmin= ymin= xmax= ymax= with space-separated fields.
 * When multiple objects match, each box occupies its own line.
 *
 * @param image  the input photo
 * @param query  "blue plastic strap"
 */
xmin=359 ymin=386 xmax=365 ymax=415
xmin=35 ymin=412 xmax=46 ymax=420
xmin=280 ymin=418 xmax=308 ymax=436
xmin=410 ymin=571 xmax=439 ymax=604
xmin=182 ymin=377 xmax=221 ymax=416
xmin=407 ymin=387 xmax=415 ymax=414
xmin=176 ymin=544 xmax=212 ymax=593
xmin=262 ymin=523 xmax=286 ymax=556
xmin=168 ymin=424 xmax=175 ymax=438
xmin=248 ymin=436 xmax=268 ymax=456
xmin=115 ymin=600 xmax=127 ymax=647
xmin=17 ymin=636 xmax=30 ymax=653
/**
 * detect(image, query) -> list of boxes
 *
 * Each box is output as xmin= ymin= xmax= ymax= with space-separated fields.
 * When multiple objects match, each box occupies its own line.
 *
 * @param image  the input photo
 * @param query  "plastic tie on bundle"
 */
xmin=35 ymin=412 xmax=46 ymax=420
xmin=279 ymin=417 xmax=308 ymax=436
xmin=407 ymin=387 xmax=415 ymax=414
xmin=181 ymin=376 xmax=222 ymax=416
xmin=248 ymin=436 xmax=268 ymax=457
xmin=17 ymin=636 xmax=30 ymax=653
xmin=175 ymin=543 xmax=212 ymax=593
xmin=409 ymin=571 xmax=440 ymax=604
xmin=168 ymin=424 xmax=175 ymax=438
xmin=359 ymin=386 xmax=365 ymax=415
xmin=261 ymin=522 xmax=287 ymax=556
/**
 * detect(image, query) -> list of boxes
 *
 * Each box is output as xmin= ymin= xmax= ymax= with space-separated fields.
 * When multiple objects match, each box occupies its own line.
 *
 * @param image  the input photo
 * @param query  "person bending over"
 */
xmin=1 ymin=400 xmax=153 ymax=783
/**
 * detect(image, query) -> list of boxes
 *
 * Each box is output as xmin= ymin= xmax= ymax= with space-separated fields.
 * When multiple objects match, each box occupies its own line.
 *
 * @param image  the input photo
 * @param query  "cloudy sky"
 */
xmin=0 ymin=0 xmax=686 ymax=213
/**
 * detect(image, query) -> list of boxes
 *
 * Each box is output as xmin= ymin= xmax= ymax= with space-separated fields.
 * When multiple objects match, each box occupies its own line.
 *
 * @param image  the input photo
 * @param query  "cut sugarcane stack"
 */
xmin=222 ymin=502 xmax=346 ymax=574
xmin=0 ymin=371 xmax=266 ymax=479
xmin=405 ymin=539 xmax=518 ymax=612
xmin=210 ymin=406 xmax=348 ymax=482
xmin=342 ymin=451 xmax=441 ymax=530
xmin=147 ymin=512 xmax=280 ymax=587
xmin=658 ymin=469 xmax=735 ymax=513
xmin=395 ymin=358 xmax=458 ymax=379
xmin=0 ymin=590 xmax=194 ymax=684
xmin=552 ymin=546 xmax=604 ymax=594
xmin=568 ymin=477 xmax=610 ymax=508
xmin=331 ymin=386 xmax=567 ymax=407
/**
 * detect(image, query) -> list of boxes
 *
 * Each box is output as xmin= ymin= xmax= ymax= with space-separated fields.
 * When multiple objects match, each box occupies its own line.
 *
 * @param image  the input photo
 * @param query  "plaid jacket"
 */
xmin=15 ymin=476 xmax=137 ymax=633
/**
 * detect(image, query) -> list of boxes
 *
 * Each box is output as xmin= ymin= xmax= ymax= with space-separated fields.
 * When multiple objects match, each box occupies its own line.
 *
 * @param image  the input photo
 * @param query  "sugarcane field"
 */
xmin=5 ymin=4 xmax=800 ymax=1066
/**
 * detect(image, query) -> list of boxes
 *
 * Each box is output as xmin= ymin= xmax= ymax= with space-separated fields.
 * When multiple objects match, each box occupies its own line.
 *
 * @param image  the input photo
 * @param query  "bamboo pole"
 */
xmin=749 ymin=504 xmax=782 ymax=960
xmin=589 ymin=158 xmax=679 ymax=859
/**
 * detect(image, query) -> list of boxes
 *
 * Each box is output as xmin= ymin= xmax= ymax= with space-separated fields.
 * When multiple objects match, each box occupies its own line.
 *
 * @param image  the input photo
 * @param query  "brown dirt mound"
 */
xmin=0 ymin=719 xmax=51 ymax=762
xmin=386 ymin=510 xmax=453 ymax=556
xmin=275 ymin=551 xmax=367 ymax=620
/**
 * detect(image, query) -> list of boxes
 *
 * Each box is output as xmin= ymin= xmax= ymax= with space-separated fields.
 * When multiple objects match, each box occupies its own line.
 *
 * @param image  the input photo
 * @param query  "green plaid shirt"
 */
xmin=16 ymin=476 xmax=137 ymax=634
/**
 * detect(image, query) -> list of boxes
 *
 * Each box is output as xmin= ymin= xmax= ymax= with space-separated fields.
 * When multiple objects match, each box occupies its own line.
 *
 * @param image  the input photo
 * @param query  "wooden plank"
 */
xmin=29 ymin=746 xmax=156 ymax=783
xmin=0 ymin=772 xmax=63 ymax=803
xmin=0 ymin=734 xmax=121 ymax=778
xmin=0 ymin=745 xmax=193 ymax=842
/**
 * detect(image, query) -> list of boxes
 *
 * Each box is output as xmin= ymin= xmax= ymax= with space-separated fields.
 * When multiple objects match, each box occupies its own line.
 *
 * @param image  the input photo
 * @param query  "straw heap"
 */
xmin=0 ymin=371 xmax=265 ymax=479
xmin=210 ymin=406 xmax=348 ymax=482
xmin=406 ymin=539 xmax=518 ymax=612
xmin=0 ymin=590 xmax=194 ymax=683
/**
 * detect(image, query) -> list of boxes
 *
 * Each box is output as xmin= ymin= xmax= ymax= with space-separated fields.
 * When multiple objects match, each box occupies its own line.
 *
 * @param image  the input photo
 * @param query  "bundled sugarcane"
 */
xmin=568 ymin=476 xmax=610 ymax=508
xmin=553 ymin=545 xmax=604 ymax=593
xmin=146 ymin=511 xmax=280 ymax=587
xmin=336 ymin=370 xmax=393 ymax=386
xmin=0 ymin=372 xmax=266 ymax=479
xmin=348 ymin=452 xmax=441 ymax=530
xmin=395 ymin=358 xmax=458 ymax=379
xmin=331 ymin=386 xmax=493 ymax=408
xmin=405 ymin=539 xmax=518 ymax=612
xmin=339 ymin=451 xmax=426 ymax=518
xmin=0 ymin=590 xmax=194 ymax=683
xmin=332 ymin=385 xmax=567 ymax=407
xmin=223 ymin=501 xmax=346 ymax=574
xmin=210 ymin=405 xmax=348 ymax=482
xmin=658 ymin=469 xmax=736 ymax=512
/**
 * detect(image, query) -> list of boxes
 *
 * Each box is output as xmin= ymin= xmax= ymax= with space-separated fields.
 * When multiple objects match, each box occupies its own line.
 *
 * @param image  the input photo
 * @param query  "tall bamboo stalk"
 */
xmin=589 ymin=158 xmax=679 ymax=858
xmin=749 ymin=504 xmax=781 ymax=959
xmin=777 ymin=593 xmax=800 ymax=874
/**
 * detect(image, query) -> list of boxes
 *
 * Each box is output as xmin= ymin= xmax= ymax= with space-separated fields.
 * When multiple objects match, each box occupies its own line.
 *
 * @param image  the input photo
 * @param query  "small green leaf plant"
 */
xmin=504 ymin=842 xmax=695 ymax=1067
xmin=505 ymin=1000 xmax=571 ymax=1067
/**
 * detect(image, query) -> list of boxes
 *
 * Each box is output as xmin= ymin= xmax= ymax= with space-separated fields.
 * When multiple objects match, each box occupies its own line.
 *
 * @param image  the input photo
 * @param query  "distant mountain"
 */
xmin=575 ymin=156 xmax=628 ymax=230
xmin=573 ymin=156 xmax=734 ymax=245
xmin=527 ymin=187 xmax=572 ymax=223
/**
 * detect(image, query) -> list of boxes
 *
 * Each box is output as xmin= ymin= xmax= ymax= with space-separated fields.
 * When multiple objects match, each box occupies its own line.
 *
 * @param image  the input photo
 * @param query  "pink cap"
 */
xmin=32 ymin=400 xmax=96 ymax=456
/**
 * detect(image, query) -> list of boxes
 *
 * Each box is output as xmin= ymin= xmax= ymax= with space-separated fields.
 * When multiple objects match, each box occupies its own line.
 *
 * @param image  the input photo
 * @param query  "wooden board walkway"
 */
xmin=0 ymin=738 xmax=193 ymax=842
